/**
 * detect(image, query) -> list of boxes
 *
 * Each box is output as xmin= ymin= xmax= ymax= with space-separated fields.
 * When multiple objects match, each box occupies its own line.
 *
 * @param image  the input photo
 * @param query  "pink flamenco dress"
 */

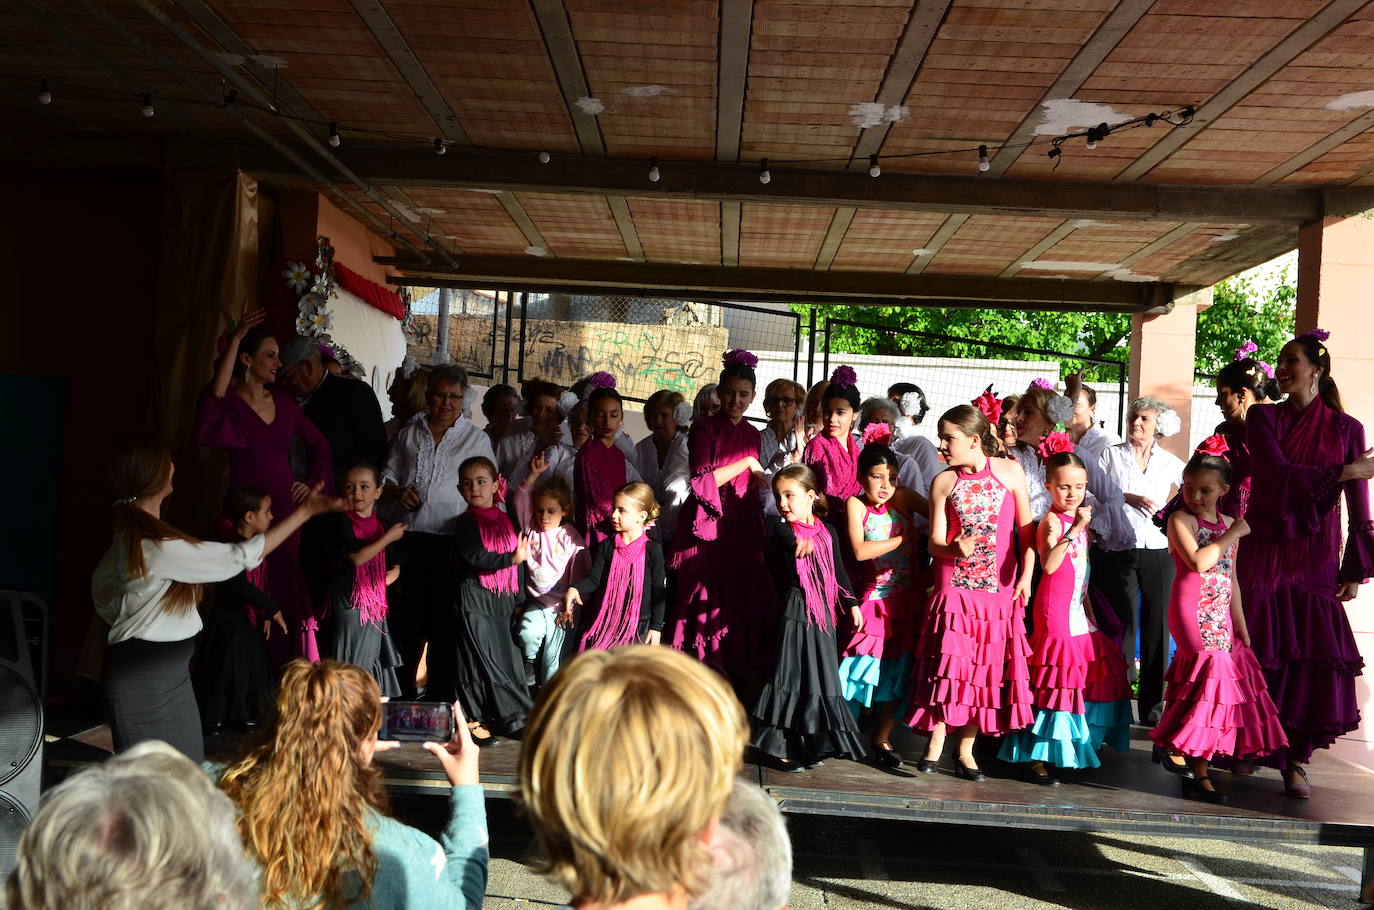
xmin=1082 ymin=618 xmax=1134 ymax=753
xmin=669 ymin=412 xmax=778 ymax=700
xmin=1150 ymin=516 xmax=1287 ymax=761
xmin=998 ymin=511 xmax=1099 ymax=769
xmin=904 ymin=462 xmax=1033 ymax=735
xmin=194 ymin=388 xmax=332 ymax=663
xmin=838 ymin=501 xmax=921 ymax=715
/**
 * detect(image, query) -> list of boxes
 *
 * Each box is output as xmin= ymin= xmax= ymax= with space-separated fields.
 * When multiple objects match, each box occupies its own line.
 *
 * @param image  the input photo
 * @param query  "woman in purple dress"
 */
xmin=195 ymin=311 xmax=333 ymax=662
xmin=670 ymin=350 xmax=777 ymax=700
xmin=1241 ymin=330 xmax=1374 ymax=797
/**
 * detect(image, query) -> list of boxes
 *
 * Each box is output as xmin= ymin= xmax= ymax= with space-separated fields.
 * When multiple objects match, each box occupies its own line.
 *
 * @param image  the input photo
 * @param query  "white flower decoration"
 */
xmin=1155 ymin=408 xmax=1182 ymax=438
xmin=899 ymin=391 xmax=925 ymax=419
xmin=399 ymin=354 xmax=420 ymax=379
xmin=294 ymin=314 xmax=312 ymax=336
xmin=672 ymin=401 xmax=694 ymax=427
xmin=1045 ymin=393 xmax=1075 ymax=426
xmin=557 ymin=390 xmax=580 ymax=420
xmin=283 ymin=261 xmax=312 ymax=293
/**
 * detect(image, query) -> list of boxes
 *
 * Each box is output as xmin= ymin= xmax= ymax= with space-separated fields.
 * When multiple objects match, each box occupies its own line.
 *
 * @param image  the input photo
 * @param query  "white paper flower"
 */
xmin=399 ymin=354 xmax=420 ymax=379
xmin=1155 ymin=408 xmax=1182 ymax=438
xmin=672 ymin=401 xmax=694 ymax=427
xmin=283 ymin=261 xmax=312 ymax=293
xmin=295 ymin=314 xmax=312 ymax=335
xmin=1045 ymin=393 xmax=1075 ymax=426
xmin=557 ymin=390 xmax=580 ymax=420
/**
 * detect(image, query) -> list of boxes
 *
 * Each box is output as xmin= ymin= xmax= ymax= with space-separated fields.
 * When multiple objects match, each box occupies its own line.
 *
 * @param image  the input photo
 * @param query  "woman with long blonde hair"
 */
xmin=92 ymin=434 xmax=340 ymax=761
xmin=218 ymin=659 xmax=488 ymax=909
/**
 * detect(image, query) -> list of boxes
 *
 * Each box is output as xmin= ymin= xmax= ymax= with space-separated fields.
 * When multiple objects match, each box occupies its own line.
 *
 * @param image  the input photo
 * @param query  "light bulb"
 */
xmin=537 ymin=150 xmax=551 ymax=164
xmin=140 ymin=93 xmax=155 ymax=118
xmin=868 ymin=155 xmax=881 ymax=177
xmin=977 ymin=145 xmax=990 ymax=172
xmin=648 ymin=157 xmax=660 ymax=182
xmin=759 ymin=158 xmax=771 ymax=185
xmin=37 ymin=80 xmax=51 ymax=105
xmin=434 ymin=138 xmax=447 ymax=156
xmin=328 ymin=122 xmax=341 ymax=147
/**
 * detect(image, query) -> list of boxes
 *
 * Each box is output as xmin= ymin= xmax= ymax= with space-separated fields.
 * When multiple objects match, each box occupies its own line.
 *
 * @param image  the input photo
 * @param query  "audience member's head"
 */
xmin=426 ymin=364 xmax=470 ymax=428
xmin=219 ymin=659 xmax=389 ymax=909
xmin=519 ymin=647 xmax=748 ymax=906
xmin=277 ymin=336 xmax=327 ymax=398
xmin=4 ymin=741 xmax=256 ymax=910
xmin=690 ymin=779 xmax=792 ymax=910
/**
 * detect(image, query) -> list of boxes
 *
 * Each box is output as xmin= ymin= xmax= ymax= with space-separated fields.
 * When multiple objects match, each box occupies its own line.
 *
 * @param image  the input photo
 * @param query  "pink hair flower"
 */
xmin=1030 ymin=377 xmax=1054 ymax=391
xmin=588 ymin=371 xmax=617 ymax=389
xmin=829 ymin=365 xmax=857 ymax=389
xmin=861 ymin=422 xmax=893 ymax=447
xmin=1299 ymin=327 xmax=1330 ymax=342
xmin=1233 ymin=340 xmax=1258 ymax=360
xmin=1255 ymin=360 xmax=1274 ymax=379
xmin=722 ymin=349 xmax=759 ymax=369
xmin=1196 ymin=433 xmax=1230 ymax=458
xmin=972 ymin=389 xmax=1002 ymax=425
xmin=1035 ymin=430 xmax=1075 ymax=460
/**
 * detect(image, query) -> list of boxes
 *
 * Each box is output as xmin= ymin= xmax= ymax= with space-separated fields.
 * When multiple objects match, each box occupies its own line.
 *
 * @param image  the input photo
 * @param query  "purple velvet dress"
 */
xmin=1240 ymin=400 xmax=1373 ymax=765
xmin=195 ymin=389 xmax=333 ymax=662
xmin=669 ymin=413 xmax=777 ymax=698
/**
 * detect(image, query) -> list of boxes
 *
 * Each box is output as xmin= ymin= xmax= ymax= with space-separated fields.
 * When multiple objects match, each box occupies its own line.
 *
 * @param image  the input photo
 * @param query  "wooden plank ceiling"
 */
xmin=6 ymin=0 xmax=1374 ymax=304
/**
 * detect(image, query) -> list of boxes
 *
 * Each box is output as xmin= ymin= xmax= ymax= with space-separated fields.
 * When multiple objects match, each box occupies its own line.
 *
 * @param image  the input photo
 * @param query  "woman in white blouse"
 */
xmin=1095 ymin=396 xmax=1185 ymax=726
xmin=381 ymin=364 xmax=496 ymax=695
xmin=93 ymin=435 xmax=341 ymax=762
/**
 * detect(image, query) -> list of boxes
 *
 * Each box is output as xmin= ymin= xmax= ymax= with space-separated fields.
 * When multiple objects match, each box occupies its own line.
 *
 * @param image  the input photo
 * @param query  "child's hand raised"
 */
xmin=512 ymin=532 xmax=534 ymax=565
xmin=526 ymin=452 xmax=550 ymax=485
xmin=1072 ymin=505 xmax=1093 ymax=533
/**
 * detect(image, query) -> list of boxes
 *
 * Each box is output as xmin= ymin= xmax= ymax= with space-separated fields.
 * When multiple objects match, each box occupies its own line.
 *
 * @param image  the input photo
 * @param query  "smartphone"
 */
xmin=381 ymin=700 xmax=455 ymax=743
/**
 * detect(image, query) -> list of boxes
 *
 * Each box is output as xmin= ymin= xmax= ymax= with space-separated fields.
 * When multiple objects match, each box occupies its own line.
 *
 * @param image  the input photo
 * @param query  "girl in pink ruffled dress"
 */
xmin=1150 ymin=452 xmax=1286 ymax=802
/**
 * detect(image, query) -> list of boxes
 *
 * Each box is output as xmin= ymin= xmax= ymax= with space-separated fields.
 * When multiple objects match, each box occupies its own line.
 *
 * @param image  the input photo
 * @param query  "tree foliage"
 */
xmin=1195 ymin=266 xmax=1296 ymax=377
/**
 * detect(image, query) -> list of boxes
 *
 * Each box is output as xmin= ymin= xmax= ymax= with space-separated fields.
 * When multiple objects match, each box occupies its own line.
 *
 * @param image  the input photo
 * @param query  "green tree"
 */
xmin=1195 ymin=267 xmax=1296 ymax=377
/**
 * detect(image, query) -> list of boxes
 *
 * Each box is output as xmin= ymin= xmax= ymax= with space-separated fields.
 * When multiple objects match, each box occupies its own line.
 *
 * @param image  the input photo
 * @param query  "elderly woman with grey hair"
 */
xmin=689 ymin=779 xmax=792 ymax=910
xmin=1096 ymin=395 xmax=1186 ymax=727
xmin=4 ymin=741 xmax=257 ymax=910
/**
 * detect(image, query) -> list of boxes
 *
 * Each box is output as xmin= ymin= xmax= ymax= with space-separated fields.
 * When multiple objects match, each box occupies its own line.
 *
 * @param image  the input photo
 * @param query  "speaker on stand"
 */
xmin=0 ymin=590 xmax=47 ymax=881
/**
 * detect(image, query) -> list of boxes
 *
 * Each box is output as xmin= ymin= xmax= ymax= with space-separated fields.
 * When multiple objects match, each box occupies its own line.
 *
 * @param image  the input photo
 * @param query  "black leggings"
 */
xmin=1091 ymin=546 xmax=1174 ymax=721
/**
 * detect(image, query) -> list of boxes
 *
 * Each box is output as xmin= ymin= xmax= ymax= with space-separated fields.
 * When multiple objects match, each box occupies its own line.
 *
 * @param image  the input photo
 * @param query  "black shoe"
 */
xmin=1183 ymin=776 xmax=1227 ymax=804
xmin=1153 ymin=746 xmax=1195 ymax=779
xmin=469 ymin=726 xmax=501 ymax=748
xmin=916 ymin=758 xmax=940 ymax=774
xmin=954 ymin=760 xmax=986 ymax=782
xmin=872 ymin=743 xmax=903 ymax=770
xmin=1022 ymin=762 xmax=1061 ymax=787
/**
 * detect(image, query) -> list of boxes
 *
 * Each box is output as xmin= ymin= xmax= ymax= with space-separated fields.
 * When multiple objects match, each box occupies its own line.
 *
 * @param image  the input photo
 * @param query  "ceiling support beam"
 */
xmin=716 ymin=0 xmax=753 ymax=271
xmin=375 ymin=254 xmax=1182 ymax=311
xmin=1089 ymin=222 xmax=1204 ymax=280
xmin=907 ymin=215 xmax=968 ymax=274
xmin=1256 ymin=108 xmax=1374 ymax=185
xmin=999 ymin=220 xmax=1075 ymax=278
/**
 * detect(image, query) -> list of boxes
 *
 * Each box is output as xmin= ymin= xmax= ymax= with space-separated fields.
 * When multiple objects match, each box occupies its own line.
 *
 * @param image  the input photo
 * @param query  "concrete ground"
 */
xmin=394 ymin=798 xmax=1368 ymax=910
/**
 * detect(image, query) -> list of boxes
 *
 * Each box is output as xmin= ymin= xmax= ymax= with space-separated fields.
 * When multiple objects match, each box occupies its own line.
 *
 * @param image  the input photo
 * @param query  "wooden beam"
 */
xmin=721 ymin=199 xmax=741 ymax=267
xmin=494 ymin=192 xmax=555 ymax=257
xmin=529 ymin=0 xmax=603 ymax=157
xmin=1114 ymin=0 xmax=1368 ymax=183
xmin=1088 ymin=222 xmax=1204 ymax=280
xmin=1256 ymin=110 xmax=1374 ymax=186
xmin=849 ymin=0 xmax=951 ymax=171
xmin=985 ymin=0 xmax=1153 ymax=177
xmin=375 ymin=254 xmax=1180 ymax=310
xmin=716 ymin=0 xmax=752 ymax=163
xmin=812 ymin=207 xmax=856 ymax=271
xmin=999 ymin=220 xmax=1074 ymax=278
xmin=1162 ymin=223 xmax=1298 ymax=286
xmin=908 ymin=214 xmax=967 ymax=274
xmin=275 ymin=147 xmax=1319 ymax=224
xmin=345 ymin=0 xmax=470 ymax=144
xmin=606 ymin=195 xmax=645 ymax=262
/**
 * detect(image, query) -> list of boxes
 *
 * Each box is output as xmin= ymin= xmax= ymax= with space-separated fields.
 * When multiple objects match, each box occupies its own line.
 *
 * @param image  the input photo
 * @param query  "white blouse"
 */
xmin=383 ymin=415 xmax=496 ymax=534
xmin=657 ymin=433 xmax=691 ymax=540
xmin=92 ymin=535 xmax=266 ymax=645
xmin=1098 ymin=441 xmax=1185 ymax=551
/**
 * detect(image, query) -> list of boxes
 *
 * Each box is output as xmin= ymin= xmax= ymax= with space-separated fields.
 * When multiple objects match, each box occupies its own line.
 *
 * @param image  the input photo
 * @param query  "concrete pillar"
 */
xmin=1128 ymin=286 xmax=1205 ymax=461
xmin=1296 ymin=215 xmax=1374 ymax=772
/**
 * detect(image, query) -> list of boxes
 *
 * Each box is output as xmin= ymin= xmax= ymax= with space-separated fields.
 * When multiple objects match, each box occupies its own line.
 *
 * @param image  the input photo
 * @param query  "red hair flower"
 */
xmin=1036 ymin=431 xmax=1075 ymax=459
xmin=1196 ymin=433 xmax=1229 ymax=458
xmin=861 ymin=422 xmax=893 ymax=447
xmin=973 ymin=389 xmax=1002 ymax=425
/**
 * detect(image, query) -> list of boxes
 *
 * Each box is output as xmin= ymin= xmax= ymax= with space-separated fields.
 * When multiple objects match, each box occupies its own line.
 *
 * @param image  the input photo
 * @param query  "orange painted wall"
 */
xmin=316 ymin=195 xmax=399 ymax=286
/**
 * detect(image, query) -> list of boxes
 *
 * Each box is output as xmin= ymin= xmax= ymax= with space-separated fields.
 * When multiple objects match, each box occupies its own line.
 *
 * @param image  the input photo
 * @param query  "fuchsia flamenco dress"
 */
xmin=904 ymin=462 xmax=1033 ymax=734
xmin=1150 ymin=516 xmax=1286 ymax=761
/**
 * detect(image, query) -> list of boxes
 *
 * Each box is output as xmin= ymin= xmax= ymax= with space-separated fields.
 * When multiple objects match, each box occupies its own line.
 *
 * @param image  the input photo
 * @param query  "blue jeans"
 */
xmin=518 ymin=608 xmax=568 ymax=686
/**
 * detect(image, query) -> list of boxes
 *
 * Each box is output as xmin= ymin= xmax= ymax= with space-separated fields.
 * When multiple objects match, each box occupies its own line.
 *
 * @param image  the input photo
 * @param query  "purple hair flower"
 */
xmin=1233 ymin=339 xmax=1258 ymax=360
xmin=588 ymin=371 xmax=617 ymax=389
xmin=317 ymin=343 xmax=336 ymax=360
xmin=829 ymin=365 xmax=857 ymax=389
xmin=1255 ymin=360 xmax=1274 ymax=379
xmin=1030 ymin=377 xmax=1054 ymax=391
xmin=722 ymin=348 xmax=759 ymax=369
xmin=1299 ymin=327 xmax=1330 ymax=342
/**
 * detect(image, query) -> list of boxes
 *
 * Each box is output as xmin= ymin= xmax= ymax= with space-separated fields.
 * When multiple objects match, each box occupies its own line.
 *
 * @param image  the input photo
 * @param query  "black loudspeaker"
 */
xmin=0 ymin=591 xmax=46 ymax=881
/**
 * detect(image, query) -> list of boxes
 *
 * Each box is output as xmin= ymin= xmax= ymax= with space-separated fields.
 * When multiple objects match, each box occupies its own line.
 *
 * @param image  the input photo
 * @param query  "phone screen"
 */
xmin=381 ymin=701 xmax=455 ymax=743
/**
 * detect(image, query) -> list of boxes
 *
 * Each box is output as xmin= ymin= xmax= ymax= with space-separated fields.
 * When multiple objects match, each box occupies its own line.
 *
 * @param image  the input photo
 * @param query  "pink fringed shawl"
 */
xmin=579 ymin=534 xmax=649 ymax=650
xmin=346 ymin=512 xmax=390 ymax=625
xmin=470 ymin=505 xmax=521 ymax=595
xmin=792 ymin=518 xmax=838 ymax=629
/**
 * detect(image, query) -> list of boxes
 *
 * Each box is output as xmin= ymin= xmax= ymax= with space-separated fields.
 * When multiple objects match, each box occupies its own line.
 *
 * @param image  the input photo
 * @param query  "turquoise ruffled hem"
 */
xmin=1084 ymin=698 xmax=1133 ymax=753
xmin=840 ymin=653 xmax=912 ymax=716
xmin=998 ymin=708 xmax=1102 ymax=769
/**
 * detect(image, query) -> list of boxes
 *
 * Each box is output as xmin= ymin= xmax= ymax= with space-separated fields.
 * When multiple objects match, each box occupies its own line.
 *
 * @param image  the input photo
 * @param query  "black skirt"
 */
xmin=324 ymin=608 xmax=403 ymax=698
xmin=194 ymin=604 xmax=273 ymax=728
xmin=442 ymin=580 xmax=531 ymax=735
xmin=750 ymin=590 xmax=866 ymax=764
xmin=103 ymin=637 xmax=204 ymax=762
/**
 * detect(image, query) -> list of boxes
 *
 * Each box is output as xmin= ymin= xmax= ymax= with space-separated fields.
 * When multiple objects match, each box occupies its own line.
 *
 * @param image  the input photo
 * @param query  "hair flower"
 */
xmin=1030 ymin=377 xmax=1054 ymax=391
xmin=1155 ymin=408 xmax=1182 ymax=438
xmin=1255 ymin=360 xmax=1274 ymax=379
xmin=722 ymin=349 xmax=759 ymax=369
xmin=1233 ymin=340 xmax=1258 ymax=360
xmin=1036 ymin=431 xmax=1075 ymax=459
xmin=588 ymin=371 xmax=617 ymax=390
xmin=316 ymin=343 xmax=336 ymax=360
xmin=1044 ymin=393 xmax=1075 ymax=426
xmin=1298 ymin=327 xmax=1330 ymax=342
xmin=1196 ymin=433 xmax=1230 ymax=458
xmin=557 ymin=390 xmax=580 ymax=419
xmin=829 ymin=365 xmax=857 ymax=389
xmin=672 ymin=400 xmax=694 ymax=427
xmin=398 ymin=353 xmax=420 ymax=379
xmin=972 ymin=389 xmax=1002 ymax=425
xmin=861 ymin=422 xmax=893 ymax=447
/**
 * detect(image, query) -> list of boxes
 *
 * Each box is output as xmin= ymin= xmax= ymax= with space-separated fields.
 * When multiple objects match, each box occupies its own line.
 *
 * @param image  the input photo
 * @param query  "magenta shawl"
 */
xmin=346 ymin=512 xmax=389 ymax=625
xmin=579 ymin=534 xmax=649 ymax=650
xmin=470 ymin=505 xmax=521 ymax=595
xmin=575 ymin=438 xmax=628 ymax=543
xmin=792 ymin=518 xmax=839 ymax=629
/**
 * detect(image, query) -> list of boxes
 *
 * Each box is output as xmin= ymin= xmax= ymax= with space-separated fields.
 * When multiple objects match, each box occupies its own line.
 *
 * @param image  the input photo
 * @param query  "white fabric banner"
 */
xmin=327 ymin=286 xmax=407 ymax=417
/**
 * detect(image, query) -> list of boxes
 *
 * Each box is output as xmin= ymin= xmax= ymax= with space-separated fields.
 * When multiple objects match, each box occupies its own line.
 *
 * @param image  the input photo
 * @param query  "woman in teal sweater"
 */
xmin=218 ymin=659 xmax=487 ymax=909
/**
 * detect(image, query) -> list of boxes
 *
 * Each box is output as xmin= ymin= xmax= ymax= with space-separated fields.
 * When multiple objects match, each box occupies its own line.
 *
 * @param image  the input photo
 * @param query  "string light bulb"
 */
xmin=537 ymin=150 xmax=551 ymax=164
xmin=433 ymin=138 xmax=447 ymax=156
xmin=37 ymin=80 xmax=51 ymax=105
xmin=759 ymin=158 xmax=771 ymax=185
xmin=328 ymin=122 xmax=341 ymax=147
xmin=648 ymin=156 xmax=661 ymax=183
xmin=140 ymin=93 xmax=155 ymax=118
xmin=868 ymin=154 xmax=881 ymax=177
xmin=978 ymin=145 xmax=990 ymax=172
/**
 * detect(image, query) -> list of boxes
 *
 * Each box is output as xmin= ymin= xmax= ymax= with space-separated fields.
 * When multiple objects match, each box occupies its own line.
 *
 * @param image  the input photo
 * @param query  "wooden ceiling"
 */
xmin=6 ymin=0 xmax=1374 ymax=308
